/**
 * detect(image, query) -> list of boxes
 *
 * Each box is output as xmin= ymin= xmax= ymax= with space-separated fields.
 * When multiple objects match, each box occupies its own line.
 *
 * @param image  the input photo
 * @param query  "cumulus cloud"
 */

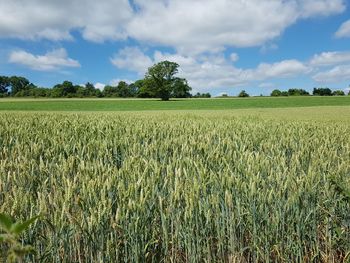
xmin=127 ymin=0 xmax=345 ymax=54
xmin=229 ymin=53 xmax=239 ymax=62
xmin=94 ymin=83 xmax=106 ymax=91
xmin=258 ymin=83 xmax=276 ymax=88
xmin=0 ymin=0 xmax=132 ymax=42
xmin=313 ymin=65 xmax=350 ymax=83
xmin=110 ymin=47 xmax=153 ymax=75
xmin=8 ymin=48 xmax=80 ymax=71
xmin=254 ymin=60 xmax=309 ymax=79
xmin=111 ymin=47 xmax=309 ymax=91
xmin=298 ymin=0 xmax=345 ymax=17
xmin=335 ymin=20 xmax=350 ymax=38
xmin=0 ymin=0 xmax=345 ymax=53
xmin=310 ymin=51 xmax=350 ymax=66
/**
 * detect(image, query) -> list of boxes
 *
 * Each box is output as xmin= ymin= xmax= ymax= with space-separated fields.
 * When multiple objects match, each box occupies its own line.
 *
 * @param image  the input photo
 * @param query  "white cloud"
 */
xmin=127 ymin=0 xmax=344 ymax=54
xmin=260 ymin=43 xmax=278 ymax=54
xmin=0 ymin=0 xmax=345 ymax=53
xmin=310 ymin=51 xmax=350 ymax=66
xmin=258 ymin=83 xmax=276 ymax=88
xmin=94 ymin=83 xmax=106 ymax=91
xmin=230 ymin=53 xmax=239 ymax=62
xmin=254 ymin=60 xmax=309 ymax=79
xmin=335 ymin=20 xmax=350 ymax=38
xmin=8 ymin=48 xmax=80 ymax=71
xmin=110 ymin=47 xmax=153 ymax=75
xmin=112 ymin=47 xmax=308 ymax=91
xmin=313 ymin=65 xmax=350 ymax=83
xmin=0 ymin=0 xmax=132 ymax=42
xmin=298 ymin=0 xmax=345 ymax=17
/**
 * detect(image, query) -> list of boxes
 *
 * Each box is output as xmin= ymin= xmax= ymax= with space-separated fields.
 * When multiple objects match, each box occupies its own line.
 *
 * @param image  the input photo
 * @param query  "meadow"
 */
xmin=0 ymin=96 xmax=350 ymax=111
xmin=0 ymin=105 xmax=349 ymax=262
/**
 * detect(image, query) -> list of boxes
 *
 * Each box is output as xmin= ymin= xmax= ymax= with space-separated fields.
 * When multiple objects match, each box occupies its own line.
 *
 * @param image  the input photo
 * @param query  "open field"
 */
xmin=1 ymin=96 xmax=350 ymax=111
xmin=0 ymin=107 xmax=349 ymax=262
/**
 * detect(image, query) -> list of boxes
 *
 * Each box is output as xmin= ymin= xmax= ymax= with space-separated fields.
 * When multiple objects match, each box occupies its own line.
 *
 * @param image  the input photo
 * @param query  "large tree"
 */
xmin=144 ymin=61 xmax=191 ymax=101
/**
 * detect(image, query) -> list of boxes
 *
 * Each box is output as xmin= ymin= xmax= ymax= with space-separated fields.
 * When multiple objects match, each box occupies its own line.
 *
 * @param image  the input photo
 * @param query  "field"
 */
xmin=0 ymin=99 xmax=350 ymax=262
xmin=0 ymin=96 xmax=350 ymax=111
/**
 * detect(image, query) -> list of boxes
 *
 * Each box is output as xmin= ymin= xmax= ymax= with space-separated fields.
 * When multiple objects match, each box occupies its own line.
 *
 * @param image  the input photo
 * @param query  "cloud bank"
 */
xmin=0 ymin=0 xmax=345 ymax=53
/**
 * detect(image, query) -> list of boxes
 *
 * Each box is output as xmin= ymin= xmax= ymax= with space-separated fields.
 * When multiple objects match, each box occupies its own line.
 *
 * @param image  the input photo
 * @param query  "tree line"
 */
xmin=0 ymin=61 xmax=199 ymax=100
xmin=1 ymin=60 xmax=349 ymax=99
xmin=270 ymin=88 xmax=348 ymax=97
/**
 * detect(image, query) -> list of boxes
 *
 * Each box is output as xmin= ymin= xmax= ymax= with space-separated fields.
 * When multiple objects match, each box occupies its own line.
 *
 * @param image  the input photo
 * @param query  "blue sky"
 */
xmin=1 ymin=0 xmax=350 ymax=96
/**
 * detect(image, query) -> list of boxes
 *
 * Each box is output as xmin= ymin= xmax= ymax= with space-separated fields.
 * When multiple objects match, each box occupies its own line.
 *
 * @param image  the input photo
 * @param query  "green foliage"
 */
xmin=332 ymin=90 xmax=345 ymax=96
xmin=52 ymin=81 xmax=79 ymax=97
xmin=0 ymin=213 xmax=40 ymax=262
xmin=144 ymin=61 xmax=191 ymax=100
xmin=313 ymin=87 xmax=332 ymax=96
xmin=171 ymin=78 xmax=192 ymax=98
xmin=9 ymin=76 xmax=31 ymax=95
xmin=238 ymin=90 xmax=249 ymax=97
xmin=288 ymin=88 xmax=309 ymax=96
xmin=103 ymin=81 xmax=137 ymax=98
xmin=271 ymin=89 xmax=282 ymax=96
xmin=193 ymin=92 xmax=211 ymax=98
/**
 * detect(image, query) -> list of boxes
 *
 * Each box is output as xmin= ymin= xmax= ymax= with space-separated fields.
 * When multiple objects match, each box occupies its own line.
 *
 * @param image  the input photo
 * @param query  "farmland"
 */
xmin=0 ymin=96 xmax=350 ymax=111
xmin=0 ymin=105 xmax=349 ymax=262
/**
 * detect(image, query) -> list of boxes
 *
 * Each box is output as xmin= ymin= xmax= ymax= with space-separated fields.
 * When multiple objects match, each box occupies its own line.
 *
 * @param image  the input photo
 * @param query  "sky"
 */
xmin=1 ymin=0 xmax=350 ymax=96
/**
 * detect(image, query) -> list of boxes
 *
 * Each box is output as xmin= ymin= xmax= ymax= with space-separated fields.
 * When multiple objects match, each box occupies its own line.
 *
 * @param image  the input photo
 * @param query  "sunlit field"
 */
xmin=0 ymin=96 xmax=350 ymax=111
xmin=1 ymin=107 xmax=349 ymax=262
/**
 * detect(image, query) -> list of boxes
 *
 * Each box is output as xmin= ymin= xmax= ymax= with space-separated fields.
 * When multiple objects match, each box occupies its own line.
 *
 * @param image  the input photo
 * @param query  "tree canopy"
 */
xmin=143 ymin=61 xmax=192 ymax=100
xmin=238 ymin=90 xmax=249 ymax=97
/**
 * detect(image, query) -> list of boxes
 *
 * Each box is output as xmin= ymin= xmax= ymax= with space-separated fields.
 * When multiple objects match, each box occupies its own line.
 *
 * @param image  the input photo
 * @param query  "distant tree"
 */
xmin=193 ymin=92 xmax=211 ymax=98
xmin=281 ymin=91 xmax=289 ymax=96
xmin=271 ymin=89 xmax=282 ymax=97
xmin=133 ymin=79 xmax=150 ymax=98
xmin=137 ymin=78 xmax=157 ymax=98
xmin=116 ymin=81 xmax=134 ymax=98
xmin=144 ymin=61 xmax=189 ymax=101
xmin=31 ymin=87 xmax=50 ymax=97
xmin=52 ymin=81 xmax=78 ymax=97
xmin=95 ymin=89 xmax=103 ymax=98
xmin=103 ymin=85 xmax=118 ymax=97
xmin=238 ymin=90 xmax=249 ymax=97
xmin=288 ymin=89 xmax=309 ymax=96
xmin=127 ymin=83 xmax=138 ymax=97
xmin=102 ymin=82 xmax=137 ymax=98
xmin=332 ymin=90 xmax=345 ymax=96
xmin=85 ymin=82 xmax=98 ymax=97
xmin=313 ymin=88 xmax=332 ymax=96
xmin=13 ymin=83 xmax=38 ymax=97
xmin=171 ymin=78 xmax=192 ymax=98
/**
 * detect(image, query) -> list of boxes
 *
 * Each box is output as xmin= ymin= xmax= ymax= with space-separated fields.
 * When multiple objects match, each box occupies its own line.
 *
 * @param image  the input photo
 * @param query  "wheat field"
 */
xmin=0 ymin=110 xmax=349 ymax=262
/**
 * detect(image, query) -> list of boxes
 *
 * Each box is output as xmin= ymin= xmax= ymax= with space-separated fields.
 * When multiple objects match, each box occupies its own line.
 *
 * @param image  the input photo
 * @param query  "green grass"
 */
xmin=0 ymin=96 xmax=350 ymax=111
